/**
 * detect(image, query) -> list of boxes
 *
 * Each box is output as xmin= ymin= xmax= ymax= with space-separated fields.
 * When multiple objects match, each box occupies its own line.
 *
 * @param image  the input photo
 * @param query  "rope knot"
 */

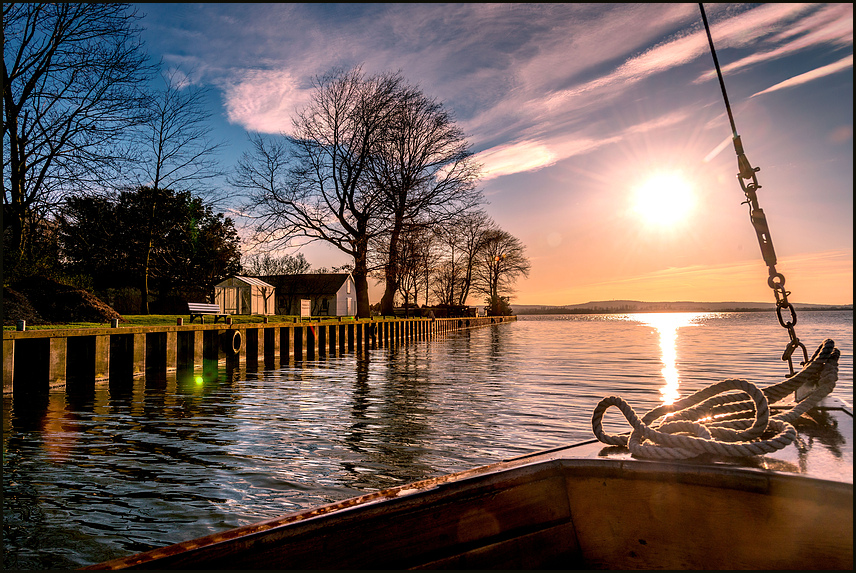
xmin=591 ymin=339 xmax=839 ymax=459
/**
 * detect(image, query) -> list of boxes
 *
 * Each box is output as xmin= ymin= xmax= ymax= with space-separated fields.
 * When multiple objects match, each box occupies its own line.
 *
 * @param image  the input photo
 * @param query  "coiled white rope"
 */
xmin=591 ymin=339 xmax=840 ymax=459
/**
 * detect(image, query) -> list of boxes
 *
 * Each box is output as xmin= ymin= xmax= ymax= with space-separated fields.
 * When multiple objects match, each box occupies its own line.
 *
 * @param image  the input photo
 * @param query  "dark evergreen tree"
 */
xmin=57 ymin=187 xmax=241 ymax=312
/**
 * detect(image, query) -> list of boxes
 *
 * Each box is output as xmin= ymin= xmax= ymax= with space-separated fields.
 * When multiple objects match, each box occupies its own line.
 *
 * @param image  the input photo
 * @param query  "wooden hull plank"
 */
xmin=87 ymin=402 xmax=854 ymax=570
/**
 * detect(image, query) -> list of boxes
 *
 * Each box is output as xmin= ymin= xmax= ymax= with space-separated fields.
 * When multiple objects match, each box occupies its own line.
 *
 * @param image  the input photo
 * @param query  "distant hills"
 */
xmin=513 ymin=300 xmax=853 ymax=314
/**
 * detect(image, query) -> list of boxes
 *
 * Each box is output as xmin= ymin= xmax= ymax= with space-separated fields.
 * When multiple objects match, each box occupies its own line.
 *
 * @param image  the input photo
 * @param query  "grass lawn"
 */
xmin=3 ymin=314 xmax=358 ymax=331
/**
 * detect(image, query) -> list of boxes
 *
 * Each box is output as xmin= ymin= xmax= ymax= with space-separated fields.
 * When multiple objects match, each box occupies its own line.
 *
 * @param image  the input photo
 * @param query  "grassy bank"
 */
xmin=3 ymin=314 xmax=358 ymax=331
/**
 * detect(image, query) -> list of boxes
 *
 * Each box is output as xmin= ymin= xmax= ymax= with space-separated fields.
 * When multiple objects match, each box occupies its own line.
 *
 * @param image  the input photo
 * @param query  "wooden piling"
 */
xmin=2 ymin=316 xmax=514 ymax=397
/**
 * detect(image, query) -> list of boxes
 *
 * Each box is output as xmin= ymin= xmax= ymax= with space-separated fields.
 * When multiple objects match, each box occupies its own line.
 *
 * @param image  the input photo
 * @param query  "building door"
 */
xmin=224 ymin=287 xmax=238 ymax=314
xmin=241 ymin=288 xmax=251 ymax=315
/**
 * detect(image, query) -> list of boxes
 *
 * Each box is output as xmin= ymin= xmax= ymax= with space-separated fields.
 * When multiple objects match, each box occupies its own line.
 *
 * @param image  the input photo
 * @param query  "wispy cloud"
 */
xmin=475 ymin=4 xmax=853 ymax=180
xmin=751 ymin=54 xmax=854 ymax=97
xmin=544 ymin=4 xmax=842 ymax=108
xmin=206 ymin=3 xmax=851 ymax=179
xmin=222 ymin=69 xmax=308 ymax=133
xmin=475 ymin=110 xmax=689 ymax=180
xmin=215 ymin=5 xmax=697 ymax=137
xmin=476 ymin=141 xmax=556 ymax=180
xmin=476 ymin=136 xmax=624 ymax=180
xmin=695 ymin=3 xmax=852 ymax=82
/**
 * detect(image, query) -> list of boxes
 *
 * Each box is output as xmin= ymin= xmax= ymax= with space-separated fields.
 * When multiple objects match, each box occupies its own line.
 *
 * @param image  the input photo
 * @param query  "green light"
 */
xmin=195 ymin=376 xmax=204 ymax=385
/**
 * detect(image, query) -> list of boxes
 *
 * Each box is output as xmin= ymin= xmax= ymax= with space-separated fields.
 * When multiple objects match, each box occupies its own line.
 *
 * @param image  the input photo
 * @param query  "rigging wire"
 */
xmin=697 ymin=3 xmax=808 ymax=379
xmin=699 ymin=5 xmax=738 ymax=139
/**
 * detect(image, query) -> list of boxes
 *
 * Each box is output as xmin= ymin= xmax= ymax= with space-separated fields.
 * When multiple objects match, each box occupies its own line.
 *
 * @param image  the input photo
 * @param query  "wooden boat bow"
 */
xmin=87 ymin=397 xmax=852 ymax=570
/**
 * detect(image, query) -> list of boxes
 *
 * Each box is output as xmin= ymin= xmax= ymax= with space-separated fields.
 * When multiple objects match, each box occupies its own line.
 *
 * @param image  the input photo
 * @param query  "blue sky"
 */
xmin=134 ymin=3 xmax=853 ymax=305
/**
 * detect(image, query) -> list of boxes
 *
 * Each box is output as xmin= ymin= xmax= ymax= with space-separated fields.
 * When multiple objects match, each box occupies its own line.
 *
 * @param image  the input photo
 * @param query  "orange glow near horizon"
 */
xmin=509 ymin=250 xmax=853 ymax=307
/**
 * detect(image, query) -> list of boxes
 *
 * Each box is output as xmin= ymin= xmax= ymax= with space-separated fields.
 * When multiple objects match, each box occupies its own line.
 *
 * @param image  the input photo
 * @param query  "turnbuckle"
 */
xmin=751 ymin=207 xmax=777 ymax=269
xmin=732 ymin=136 xmax=807 ymax=378
xmin=735 ymin=137 xmax=778 ymax=270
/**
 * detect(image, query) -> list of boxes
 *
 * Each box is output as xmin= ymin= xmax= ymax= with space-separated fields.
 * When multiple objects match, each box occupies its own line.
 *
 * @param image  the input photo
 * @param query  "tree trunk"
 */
xmin=380 ymin=270 xmax=396 ymax=316
xmin=380 ymin=224 xmax=402 ymax=316
xmin=140 ymin=261 xmax=151 ymax=315
xmin=352 ymin=242 xmax=372 ymax=319
xmin=4 ymin=208 xmax=27 ymax=274
xmin=353 ymin=269 xmax=371 ymax=319
xmin=141 ymin=220 xmax=154 ymax=314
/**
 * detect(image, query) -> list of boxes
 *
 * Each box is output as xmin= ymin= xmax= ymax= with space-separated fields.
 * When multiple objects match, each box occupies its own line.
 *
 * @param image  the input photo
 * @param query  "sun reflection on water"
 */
xmin=630 ymin=313 xmax=704 ymax=405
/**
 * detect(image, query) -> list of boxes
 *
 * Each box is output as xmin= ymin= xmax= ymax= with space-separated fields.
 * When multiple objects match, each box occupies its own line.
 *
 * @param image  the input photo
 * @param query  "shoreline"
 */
xmin=515 ymin=305 xmax=853 ymax=315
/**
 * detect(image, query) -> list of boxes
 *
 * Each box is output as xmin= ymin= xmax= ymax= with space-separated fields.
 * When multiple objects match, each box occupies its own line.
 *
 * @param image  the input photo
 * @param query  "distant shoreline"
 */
xmin=513 ymin=301 xmax=853 ymax=315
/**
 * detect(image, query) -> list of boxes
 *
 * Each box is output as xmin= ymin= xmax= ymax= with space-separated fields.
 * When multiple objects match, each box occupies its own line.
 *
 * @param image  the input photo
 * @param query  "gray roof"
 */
xmin=253 ymin=273 xmax=351 ymax=295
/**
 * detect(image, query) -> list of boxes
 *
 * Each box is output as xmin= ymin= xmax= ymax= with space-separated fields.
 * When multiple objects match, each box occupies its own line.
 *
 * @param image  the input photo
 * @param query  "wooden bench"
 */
xmin=188 ymin=303 xmax=228 ymax=324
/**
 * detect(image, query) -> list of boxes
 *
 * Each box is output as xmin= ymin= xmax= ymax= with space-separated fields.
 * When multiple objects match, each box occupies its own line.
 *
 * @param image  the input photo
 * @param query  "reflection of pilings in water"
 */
xmin=342 ymin=349 xmax=434 ymax=491
xmin=346 ymin=357 xmax=372 ymax=452
xmin=3 ymin=317 xmax=516 ymax=397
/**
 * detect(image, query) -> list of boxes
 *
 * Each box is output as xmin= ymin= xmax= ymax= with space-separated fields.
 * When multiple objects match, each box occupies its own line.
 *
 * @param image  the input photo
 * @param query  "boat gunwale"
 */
xmin=86 ymin=403 xmax=853 ymax=570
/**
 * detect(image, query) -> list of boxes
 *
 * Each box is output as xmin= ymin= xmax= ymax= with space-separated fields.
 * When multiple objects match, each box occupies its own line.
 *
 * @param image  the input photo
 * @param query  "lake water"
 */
xmin=2 ymin=310 xmax=852 ymax=569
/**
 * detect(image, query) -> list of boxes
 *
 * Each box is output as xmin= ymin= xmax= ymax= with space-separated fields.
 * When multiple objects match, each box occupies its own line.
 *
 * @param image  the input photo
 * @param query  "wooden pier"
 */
xmin=3 ymin=316 xmax=514 ymax=396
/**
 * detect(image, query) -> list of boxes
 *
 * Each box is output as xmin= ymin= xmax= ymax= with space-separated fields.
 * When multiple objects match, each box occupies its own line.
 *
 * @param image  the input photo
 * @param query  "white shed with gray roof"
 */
xmin=214 ymin=276 xmax=275 ymax=315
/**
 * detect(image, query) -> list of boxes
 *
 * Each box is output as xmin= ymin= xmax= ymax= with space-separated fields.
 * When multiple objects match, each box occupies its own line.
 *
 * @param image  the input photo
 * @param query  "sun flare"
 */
xmin=632 ymin=172 xmax=694 ymax=227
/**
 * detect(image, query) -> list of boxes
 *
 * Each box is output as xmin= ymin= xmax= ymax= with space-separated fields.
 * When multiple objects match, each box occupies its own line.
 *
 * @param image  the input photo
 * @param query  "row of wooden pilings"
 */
xmin=3 ymin=316 xmax=514 ymax=397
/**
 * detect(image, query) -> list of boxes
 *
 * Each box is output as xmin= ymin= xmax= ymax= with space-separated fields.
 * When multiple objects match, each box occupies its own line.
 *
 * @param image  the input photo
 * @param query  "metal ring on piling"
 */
xmin=221 ymin=330 xmax=242 ymax=355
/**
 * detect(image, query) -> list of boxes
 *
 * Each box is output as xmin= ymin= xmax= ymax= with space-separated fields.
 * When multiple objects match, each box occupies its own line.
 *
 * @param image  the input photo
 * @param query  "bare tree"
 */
xmin=233 ymin=68 xmax=404 ymax=318
xmin=369 ymin=85 xmax=482 ymax=316
xmin=2 ymin=3 xmax=154 ymax=273
xmin=393 ymin=224 xmax=433 ymax=315
xmin=383 ymin=224 xmax=441 ymax=308
xmin=431 ymin=258 xmax=457 ymax=306
xmin=312 ymin=264 xmax=353 ymax=274
xmin=132 ymin=67 xmax=226 ymax=195
xmin=472 ymin=229 xmax=531 ymax=314
xmin=430 ymin=210 xmax=496 ymax=306
xmin=242 ymin=252 xmax=311 ymax=275
xmin=454 ymin=210 xmax=496 ymax=305
xmin=430 ymin=226 xmax=460 ymax=306
xmin=126 ymin=68 xmax=226 ymax=314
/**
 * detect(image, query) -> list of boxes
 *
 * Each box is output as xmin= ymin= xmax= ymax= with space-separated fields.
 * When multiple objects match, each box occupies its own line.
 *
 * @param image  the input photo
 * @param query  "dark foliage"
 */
xmin=56 ymin=187 xmax=241 ymax=312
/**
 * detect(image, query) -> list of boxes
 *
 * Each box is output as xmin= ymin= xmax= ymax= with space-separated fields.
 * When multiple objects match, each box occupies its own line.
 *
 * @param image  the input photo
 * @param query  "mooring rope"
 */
xmin=591 ymin=339 xmax=840 ymax=460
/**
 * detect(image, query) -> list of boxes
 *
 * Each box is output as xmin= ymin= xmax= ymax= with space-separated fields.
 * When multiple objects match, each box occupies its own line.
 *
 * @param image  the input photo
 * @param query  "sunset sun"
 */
xmin=632 ymin=172 xmax=695 ymax=227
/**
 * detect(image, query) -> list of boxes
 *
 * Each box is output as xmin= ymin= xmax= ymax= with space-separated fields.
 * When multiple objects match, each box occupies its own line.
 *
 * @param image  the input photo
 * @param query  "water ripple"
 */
xmin=2 ymin=311 xmax=851 ymax=569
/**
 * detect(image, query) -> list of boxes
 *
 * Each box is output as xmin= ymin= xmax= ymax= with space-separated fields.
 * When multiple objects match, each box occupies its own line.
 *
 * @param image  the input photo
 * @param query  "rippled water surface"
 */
xmin=3 ymin=311 xmax=852 ymax=569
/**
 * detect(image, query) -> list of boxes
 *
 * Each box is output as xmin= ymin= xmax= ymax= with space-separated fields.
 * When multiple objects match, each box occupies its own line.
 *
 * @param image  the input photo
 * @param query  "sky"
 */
xmin=134 ymin=3 xmax=853 ymax=306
